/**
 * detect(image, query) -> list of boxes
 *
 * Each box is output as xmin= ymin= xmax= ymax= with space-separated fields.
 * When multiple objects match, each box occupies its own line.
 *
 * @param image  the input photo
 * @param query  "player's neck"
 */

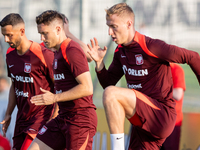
xmin=16 ymin=38 xmax=32 ymax=55
xmin=123 ymin=29 xmax=135 ymax=46
xmin=55 ymin=34 xmax=67 ymax=52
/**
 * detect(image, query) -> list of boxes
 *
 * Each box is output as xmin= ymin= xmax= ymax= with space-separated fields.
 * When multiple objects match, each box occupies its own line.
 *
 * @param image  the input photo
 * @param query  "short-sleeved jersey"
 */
xmin=97 ymin=31 xmax=200 ymax=108
xmin=39 ymin=42 xmax=45 ymax=47
xmin=170 ymin=63 xmax=186 ymax=126
xmin=6 ymin=41 xmax=54 ymax=136
xmin=53 ymin=38 xmax=96 ymax=115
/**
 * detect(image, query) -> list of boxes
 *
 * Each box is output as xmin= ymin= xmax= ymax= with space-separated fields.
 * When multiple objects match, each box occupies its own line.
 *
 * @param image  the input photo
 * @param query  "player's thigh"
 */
xmin=27 ymin=137 xmax=53 ymax=150
xmin=67 ymin=108 xmax=97 ymax=149
xmin=103 ymin=86 xmax=137 ymax=118
xmin=35 ymin=119 xmax=66 ymax=149
xmin=13 ymin=133 xmax=26 ymax=150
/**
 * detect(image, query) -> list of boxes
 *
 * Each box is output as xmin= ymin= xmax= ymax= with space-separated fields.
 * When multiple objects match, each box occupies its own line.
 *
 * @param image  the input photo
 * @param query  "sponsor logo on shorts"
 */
xmin=38 ymin=125 xmax=48 ymax=135
xmin=24 ymin=63 xmax=31 ymax=73
xmin=29 ymin=128 xmax=36 ymax=132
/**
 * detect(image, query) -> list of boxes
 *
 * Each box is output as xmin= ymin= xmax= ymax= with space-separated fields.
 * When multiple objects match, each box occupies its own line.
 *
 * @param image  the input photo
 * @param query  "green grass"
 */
xmin=180 ymin=64 xmax=200 ymax=112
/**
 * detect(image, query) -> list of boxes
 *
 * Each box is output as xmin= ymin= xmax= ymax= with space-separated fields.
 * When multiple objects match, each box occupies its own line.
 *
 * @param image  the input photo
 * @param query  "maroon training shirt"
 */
xmin=6 ymin=41 xmax=54 ymax=136
xmin=96 ymin=31 xmax=200 ymax=149
xmin=53 ymin=38 xmax=96 ymax=115
xmin=97 ymin=31 xmax=200 ymax=107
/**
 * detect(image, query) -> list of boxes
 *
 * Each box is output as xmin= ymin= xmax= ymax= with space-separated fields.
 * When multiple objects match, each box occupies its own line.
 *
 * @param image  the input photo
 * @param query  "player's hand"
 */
xmin=0 ymin=115 xmax=11 ymax=137
xmin=30 ymin=88 xmax=56 ymax=105
xmin=87 ymin=37 xmax=107 ymax=63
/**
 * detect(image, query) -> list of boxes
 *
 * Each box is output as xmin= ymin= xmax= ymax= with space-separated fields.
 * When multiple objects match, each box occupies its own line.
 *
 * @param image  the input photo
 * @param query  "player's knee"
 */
xmin=27 ymin=138 xmax=39 ymax=150
xmin=103 ymin=86 xmax=117 ymax=106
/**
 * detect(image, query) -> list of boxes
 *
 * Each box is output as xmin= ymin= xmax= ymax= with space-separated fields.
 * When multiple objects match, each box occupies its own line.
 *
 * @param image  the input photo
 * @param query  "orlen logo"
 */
xmin=11 ymin=73 xmax=34 ymax=83
xmin=122 ymin=65 xmax=148 ymax=76
xmin=54 ymin=73 xmax=65 ymax=80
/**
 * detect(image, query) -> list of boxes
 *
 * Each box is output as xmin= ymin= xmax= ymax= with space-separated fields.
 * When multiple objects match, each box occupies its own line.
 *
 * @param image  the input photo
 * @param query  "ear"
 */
xmin=56 ymin=26 xmax=61 ymax=35
xmin=20 ymin=28 xmax=25 ymax=36
xmin=127 ymin=20 xmax=133 ymax=29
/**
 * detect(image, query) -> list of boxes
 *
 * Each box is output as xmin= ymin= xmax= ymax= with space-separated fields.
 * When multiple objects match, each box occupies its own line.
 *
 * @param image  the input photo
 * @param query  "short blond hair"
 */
xmin=105 ymin=3 xmax=134 ymax=20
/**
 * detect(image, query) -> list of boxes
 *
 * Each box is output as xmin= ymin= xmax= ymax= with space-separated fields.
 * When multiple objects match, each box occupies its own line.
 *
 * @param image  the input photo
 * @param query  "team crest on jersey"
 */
xmin=54 ymin=59 xmax=57 ymax=69
xmin=38 ymin=125 xmax=48 ymax=135
xmin=24 ymin=63 xmax=31 ymax=73
xmin=135 ymin=54 xmax=144 ymax=65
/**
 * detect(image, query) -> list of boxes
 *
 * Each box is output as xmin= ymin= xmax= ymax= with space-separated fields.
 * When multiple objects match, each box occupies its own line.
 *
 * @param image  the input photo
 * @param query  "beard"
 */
xmin=9 ymin=38 xmax=21 ymax=48
xmin=9 ymin=42 xmax=16 ymax=48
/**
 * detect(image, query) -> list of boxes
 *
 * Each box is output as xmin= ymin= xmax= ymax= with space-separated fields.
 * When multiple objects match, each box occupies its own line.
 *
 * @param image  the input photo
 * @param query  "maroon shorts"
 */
xmin=13 ymin=132 xmax=27 ymax=150
xmin=160 ymin=126 xmax=181 ymax=150
xmin=36 ymin=108 xmax=97 ymax=150
xmin=128 ymin=90 xmax=176 ymax=150
xmin=13 ymin=122 xmax=43 ymax=150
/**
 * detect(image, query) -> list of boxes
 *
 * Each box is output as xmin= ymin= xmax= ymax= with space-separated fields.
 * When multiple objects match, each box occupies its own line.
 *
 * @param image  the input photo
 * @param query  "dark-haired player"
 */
xmin=40 ymin=13 xmax=93 ymax=62
xmin=28 ymin=10 xmax=97 ymax=150
xmin=39 ymin=13 xmax=93 ymax=120
xmin=87 ymin=3 xmax=200 ymax=150
xmin=0 ymin=13 xmax=55 ymax=150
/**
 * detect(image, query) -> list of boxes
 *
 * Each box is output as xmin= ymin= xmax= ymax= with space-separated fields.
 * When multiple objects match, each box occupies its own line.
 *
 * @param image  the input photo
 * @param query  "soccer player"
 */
xmin=40 ymin=13 xmax=93 ymax=62
xmin=161 ymin=63 xmax=186 ymax=150
xmin=39 ymin=13 xmax=93 ymax=120
xmin=0 ymin=13 xmax=55 ymax=150
xmin=87 ymin=3 xmax=200 ymax=150
xmin=28 ymin=10 xmax=97 ymax=150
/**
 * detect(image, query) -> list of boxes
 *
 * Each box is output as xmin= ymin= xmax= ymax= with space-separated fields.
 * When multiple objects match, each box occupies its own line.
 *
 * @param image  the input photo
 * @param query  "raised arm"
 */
xmin=88 ymin=38 xmax=124 ymax=89
xmin=87 ymin=37 xmax=107 ymax=71
xmin=64 ymin=18 xmax=93 ymax=62
xmin=146 ymin=38 xmax=200 ymax=84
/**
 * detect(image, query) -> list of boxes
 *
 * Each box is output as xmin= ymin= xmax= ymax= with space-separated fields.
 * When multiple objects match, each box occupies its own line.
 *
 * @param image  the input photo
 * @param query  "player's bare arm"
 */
xmin=30 ymin=71 xmax=93 ymax=105
xmin=0 ymin=83 xmax=16 ymax=137
xmin=87 ymin=37 xmax=107 ymax=71
xmin=64 ymin=18 xmax=93 ymax=62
